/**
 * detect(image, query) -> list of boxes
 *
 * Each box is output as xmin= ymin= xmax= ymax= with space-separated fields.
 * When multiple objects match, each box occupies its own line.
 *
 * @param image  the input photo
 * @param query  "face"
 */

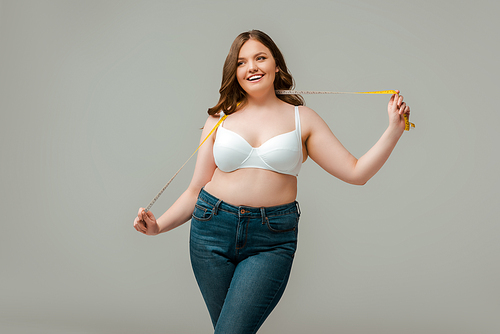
xmin=236 ymin=39 xmax=279 ymax=95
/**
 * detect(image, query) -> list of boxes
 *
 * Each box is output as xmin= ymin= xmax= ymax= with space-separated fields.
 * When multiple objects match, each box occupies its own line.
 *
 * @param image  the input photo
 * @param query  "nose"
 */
xmin=248 ymin=60 xmax=258 ymax=72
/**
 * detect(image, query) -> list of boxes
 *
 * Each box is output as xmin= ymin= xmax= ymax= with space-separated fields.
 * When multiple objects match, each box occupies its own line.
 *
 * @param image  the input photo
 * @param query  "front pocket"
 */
xmin=192 ymin=203 xmax=214 ymax=221
xmin=265 ymin=214 xmax=298 ymax=233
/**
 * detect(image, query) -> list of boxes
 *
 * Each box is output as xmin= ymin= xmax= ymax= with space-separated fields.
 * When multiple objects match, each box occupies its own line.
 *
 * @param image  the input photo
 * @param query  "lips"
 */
xmin=247 ymin=74 xmax=264 ymax=81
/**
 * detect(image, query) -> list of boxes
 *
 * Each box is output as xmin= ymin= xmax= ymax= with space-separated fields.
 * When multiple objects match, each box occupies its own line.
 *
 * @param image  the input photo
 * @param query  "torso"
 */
xmin=204 ymin=102 xmax=307 ymax=207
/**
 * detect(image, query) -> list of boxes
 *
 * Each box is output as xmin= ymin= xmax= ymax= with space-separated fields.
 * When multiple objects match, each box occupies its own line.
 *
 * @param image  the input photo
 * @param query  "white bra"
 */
xmin=213 ymin=106 xmax=302 ymax=176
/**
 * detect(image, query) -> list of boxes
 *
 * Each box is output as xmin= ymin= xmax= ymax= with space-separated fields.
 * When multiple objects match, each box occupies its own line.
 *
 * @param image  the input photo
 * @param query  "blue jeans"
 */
xmin=190 ymin=188 xmax=300 ymax=334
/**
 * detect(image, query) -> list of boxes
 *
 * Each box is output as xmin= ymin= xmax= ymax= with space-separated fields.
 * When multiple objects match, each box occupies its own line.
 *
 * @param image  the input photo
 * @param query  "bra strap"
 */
xmin=294 ymin=106 xmax=301 ymax=140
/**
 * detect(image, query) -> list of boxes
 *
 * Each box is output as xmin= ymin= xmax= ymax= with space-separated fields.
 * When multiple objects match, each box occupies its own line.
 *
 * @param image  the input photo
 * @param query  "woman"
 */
xmin=134 ymin=30 xmax=410 ymax=333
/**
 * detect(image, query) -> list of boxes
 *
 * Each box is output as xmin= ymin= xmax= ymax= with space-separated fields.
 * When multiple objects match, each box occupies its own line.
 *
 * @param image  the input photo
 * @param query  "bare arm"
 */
xmin=134 ymin=115 xmax=219 ymax=235
xmin=303 ymin=92 xmax=410 ymax=185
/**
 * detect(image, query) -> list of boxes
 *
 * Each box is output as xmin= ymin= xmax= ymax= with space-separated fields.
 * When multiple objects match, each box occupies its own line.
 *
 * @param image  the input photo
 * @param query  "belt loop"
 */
xmin=260 ymin=207 xmax=266 ymax=224
xmin=295 ymin=201 xmax=301 ymax=216
xmin=214 ymin=200 xmax=222 ymax=215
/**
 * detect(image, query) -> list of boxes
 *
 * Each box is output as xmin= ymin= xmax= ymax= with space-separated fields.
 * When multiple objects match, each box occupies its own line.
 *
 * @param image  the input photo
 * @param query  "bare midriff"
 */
xmin=203 ymin=168 xmax=297 ymax=207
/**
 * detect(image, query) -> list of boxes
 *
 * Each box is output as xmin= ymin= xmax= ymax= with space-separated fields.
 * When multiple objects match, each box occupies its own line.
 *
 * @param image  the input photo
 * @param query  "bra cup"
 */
xmin=213 ymin=145 xmax=250 ymax=172
xmin=259 ymin=148 xmax=300 ymax=173
xmin=213 ymin=128 xmax=252 ymax=172
xmin=257 ymin=133 xmax=301 ymax=173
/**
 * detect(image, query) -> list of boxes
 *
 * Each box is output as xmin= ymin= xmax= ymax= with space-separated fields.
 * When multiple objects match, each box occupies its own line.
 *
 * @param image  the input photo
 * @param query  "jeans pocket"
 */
xmin=265 ymin=214 xmax=299 ymax=233
xmin=192 ymin=201 xmax=215 ymax=222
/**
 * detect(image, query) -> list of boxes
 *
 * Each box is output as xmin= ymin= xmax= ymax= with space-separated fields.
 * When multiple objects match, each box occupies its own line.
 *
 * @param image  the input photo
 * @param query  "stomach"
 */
xmin=203 ymin=168 xmax=298 ymax=207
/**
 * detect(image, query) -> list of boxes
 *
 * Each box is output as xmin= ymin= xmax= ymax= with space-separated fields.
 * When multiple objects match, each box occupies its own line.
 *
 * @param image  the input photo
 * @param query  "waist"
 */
xmin=204 ymin=168 xmax=297 ymax=207
xmin=198 ymin=187 xmax=300 ymax=217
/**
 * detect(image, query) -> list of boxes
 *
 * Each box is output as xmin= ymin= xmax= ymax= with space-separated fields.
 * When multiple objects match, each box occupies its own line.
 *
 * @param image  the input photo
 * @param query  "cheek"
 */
xmin=268 ymin=69 xmax=277 ymax=82
xmin=236 ymin=67 xmax=246 ymax=84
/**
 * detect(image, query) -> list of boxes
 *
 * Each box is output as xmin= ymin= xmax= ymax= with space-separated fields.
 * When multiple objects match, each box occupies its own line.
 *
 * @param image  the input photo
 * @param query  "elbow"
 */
xmin=349 ymin=175 xmax=369 ymax=186
xmin=352 ymin=179 xmax=367 ymax=186
xmin=342 ymin=177 xmax=367 ymax=186
xmin=350 ymin=165 xmax=370 ymax=185
xmin=349 ymin=160 xmax=368 ymax=185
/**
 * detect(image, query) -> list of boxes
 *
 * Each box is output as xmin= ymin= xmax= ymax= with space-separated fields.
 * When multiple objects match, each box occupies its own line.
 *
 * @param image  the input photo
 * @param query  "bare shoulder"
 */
xmin=204 ymin=113 xmax=221 ymax=129
xmin=298 ymin=105 xmax=326 ymax=121
xmin=297 ymin=105 xmax=319 ymax=118
xmin=297 ymin=105 xmax=329 ymax=136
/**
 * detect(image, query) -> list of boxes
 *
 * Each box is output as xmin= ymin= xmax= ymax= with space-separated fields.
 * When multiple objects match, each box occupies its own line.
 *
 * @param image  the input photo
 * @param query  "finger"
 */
xmin=136 ymin=213 xmax=148 ymax=232
xmin=144 ymin=210 xmax=155 ymax=222
xmin=134 ymin=222 xmax=143 ymax=233
xmin=140 ymin=208 xmax=150 ymax=222
xmin=399 ymin=102 xmax=406 ymax=114
xmin=138 ymin=222 xmax=147 ymax=233
xmin=389 ymin=93 xmax=398 ymax=108
xmin=138 ymin=207 xmax=145 ymax=219
xmin=139 ymin=216 xmax=148 ymax=229
xmin=134 ymin=221 xmax=142 ymax=233
xmin=134 ymin=217 xmax=145 ymax=232
xmin=398 ymin=95 xmax=404 ymax=108
xmin=141 ymin=211 xmax=151 ymax=225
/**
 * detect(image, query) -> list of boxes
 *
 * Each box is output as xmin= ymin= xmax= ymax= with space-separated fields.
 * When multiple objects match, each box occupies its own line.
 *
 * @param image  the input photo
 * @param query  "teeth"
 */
xmin=248 ymin=75 xmax=263 ymax=81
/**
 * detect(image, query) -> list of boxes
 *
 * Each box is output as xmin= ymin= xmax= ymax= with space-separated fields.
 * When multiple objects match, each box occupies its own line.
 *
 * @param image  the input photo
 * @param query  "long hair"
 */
xmin=207 ymin=30 xmax=304 ymax=116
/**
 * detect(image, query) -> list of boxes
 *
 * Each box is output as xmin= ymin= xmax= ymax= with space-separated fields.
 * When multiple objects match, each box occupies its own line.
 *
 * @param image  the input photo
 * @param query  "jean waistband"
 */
xmin=198 ymin=188 xmax=300 ymax=217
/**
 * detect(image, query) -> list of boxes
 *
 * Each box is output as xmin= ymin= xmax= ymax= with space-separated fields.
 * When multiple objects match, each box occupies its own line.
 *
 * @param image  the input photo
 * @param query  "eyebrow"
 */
xmin=237 ymin=51 xmax=268 ymax=60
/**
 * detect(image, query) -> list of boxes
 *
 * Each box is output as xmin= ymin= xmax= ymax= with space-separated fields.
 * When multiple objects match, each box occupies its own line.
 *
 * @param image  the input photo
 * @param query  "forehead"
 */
xmin=238 ymin=39 xmax=272 ymax=58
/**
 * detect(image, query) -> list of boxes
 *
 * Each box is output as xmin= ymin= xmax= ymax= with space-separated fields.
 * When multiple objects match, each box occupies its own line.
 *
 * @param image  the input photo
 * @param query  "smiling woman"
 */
xmin=133 ymin=29 xmax=411 ymax=333
xmin=236 ymin=40 xmax=280 ymax=96
xmin=208 ymin=29 xmax=304 ymax=116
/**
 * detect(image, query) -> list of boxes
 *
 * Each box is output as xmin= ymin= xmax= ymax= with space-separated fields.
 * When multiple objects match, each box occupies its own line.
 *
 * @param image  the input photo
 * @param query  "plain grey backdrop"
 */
xmin=1 ymin=0 xmax=499 ymax=333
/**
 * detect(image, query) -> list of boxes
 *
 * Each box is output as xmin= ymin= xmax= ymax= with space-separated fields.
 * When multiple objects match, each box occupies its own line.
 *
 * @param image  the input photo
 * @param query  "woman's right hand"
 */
xmin=134 ymin=208 xmax=160 ymax=236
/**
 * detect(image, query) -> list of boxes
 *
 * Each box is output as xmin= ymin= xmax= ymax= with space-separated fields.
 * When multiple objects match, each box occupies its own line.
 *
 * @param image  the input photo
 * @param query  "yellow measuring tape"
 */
xmin=144 ymin=90 xmax=414 ymax=211
xmin=276 ymin=89 xmax=415 ymax=131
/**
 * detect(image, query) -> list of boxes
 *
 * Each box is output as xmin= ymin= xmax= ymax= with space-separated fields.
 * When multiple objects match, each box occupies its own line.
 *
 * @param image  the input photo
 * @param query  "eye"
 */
xmin=257 ymin=56 xmax=266 ymax=61
xmin=237 ymin=61 xmax=244 ymax=66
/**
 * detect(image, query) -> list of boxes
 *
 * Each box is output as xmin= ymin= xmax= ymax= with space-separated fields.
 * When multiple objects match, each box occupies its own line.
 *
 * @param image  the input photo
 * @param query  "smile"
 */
xmin=247 ymin=74 xmax=264 ymax=82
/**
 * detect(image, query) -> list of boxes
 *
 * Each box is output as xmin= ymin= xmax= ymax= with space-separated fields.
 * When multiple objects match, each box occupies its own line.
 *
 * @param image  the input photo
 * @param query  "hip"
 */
xmin=190 ymin=188 xmax=300 ymax=255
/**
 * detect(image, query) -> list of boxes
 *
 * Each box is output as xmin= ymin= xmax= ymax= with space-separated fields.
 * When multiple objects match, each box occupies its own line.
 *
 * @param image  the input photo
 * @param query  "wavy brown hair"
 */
xmin=207 ymin=30 xmax=304 ymax=116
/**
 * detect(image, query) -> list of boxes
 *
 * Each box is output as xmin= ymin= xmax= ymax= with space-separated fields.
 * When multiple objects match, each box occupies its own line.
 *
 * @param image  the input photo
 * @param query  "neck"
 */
xmin=245 ymin=88 xmax=280 ymax=108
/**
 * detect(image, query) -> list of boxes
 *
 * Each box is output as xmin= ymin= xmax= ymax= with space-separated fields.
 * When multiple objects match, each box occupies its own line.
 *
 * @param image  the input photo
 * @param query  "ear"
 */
xmin=275 ymin=66 xmax=279 ymax=73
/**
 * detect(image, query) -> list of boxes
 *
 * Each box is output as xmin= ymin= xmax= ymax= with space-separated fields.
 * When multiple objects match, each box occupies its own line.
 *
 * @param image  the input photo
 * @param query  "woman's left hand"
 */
xmin=388 ymin=90 xmax=410 ymax=132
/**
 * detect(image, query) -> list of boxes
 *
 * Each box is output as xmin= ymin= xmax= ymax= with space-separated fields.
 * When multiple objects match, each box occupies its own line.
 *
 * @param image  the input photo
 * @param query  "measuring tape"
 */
xmin=144 ymin=89 xmax=414 ymax=212
xmin=144 ymin=114 xmax=227 ymax=212
xmin=276 ymin=89 xmax=415 ymax=131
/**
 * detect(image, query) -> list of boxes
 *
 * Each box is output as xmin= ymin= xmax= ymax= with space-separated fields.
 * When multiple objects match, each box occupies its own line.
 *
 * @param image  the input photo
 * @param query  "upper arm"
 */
xmin=302 ymin=107 xmax=360 ymax=184
xmin=187 ymin=115 xmax=219 ymax=191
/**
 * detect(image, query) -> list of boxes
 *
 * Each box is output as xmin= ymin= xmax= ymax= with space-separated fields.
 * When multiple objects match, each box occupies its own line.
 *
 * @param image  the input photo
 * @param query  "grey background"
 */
xmin=1 ymin=0 xmax=498 ymax=333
